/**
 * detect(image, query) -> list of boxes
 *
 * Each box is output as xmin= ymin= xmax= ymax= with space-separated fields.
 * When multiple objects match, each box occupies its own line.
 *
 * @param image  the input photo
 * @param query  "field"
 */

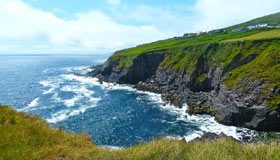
xmin=223 ymin=29 xmax=280 ymax=42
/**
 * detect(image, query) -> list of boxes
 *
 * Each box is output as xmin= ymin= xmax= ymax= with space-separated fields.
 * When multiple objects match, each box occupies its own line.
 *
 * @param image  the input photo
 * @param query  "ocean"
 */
xmin=0 ymin=54 xmax=254 ymax=147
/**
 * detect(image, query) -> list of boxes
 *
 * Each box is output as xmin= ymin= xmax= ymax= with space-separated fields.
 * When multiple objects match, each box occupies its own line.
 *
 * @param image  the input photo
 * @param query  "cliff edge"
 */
xmin=89 ymin=13 xmax=280 ymax=131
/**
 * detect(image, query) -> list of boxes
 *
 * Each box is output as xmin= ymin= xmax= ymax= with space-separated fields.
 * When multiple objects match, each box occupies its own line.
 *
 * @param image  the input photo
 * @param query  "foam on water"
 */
xmin=63 ymin=96 xmax=83 ymax=107
xmin=61 ymin=85 xmax=94 ymax=97
xmin=100 ymin=145 xmax=124 ymax=150
xmin=63 ymin=66 xmax=94 ymax=74
xmin=38 ymin=71 xmax=104 ymax=123
xmin=27 ymin=98 xmax=39 ymax=108
xmin=46 ymin=97 xmax=101 ymax=123
xmin=37 ymin=66 xmax=256 ymax=145
xmin=63 ymin=74 xmax=137 ymax=92
xmin=81 ymin=79 xmax=255 ymax=141
xmin=61 ymin=73 xmax=255 ymax=142
xmin=63 ymin=74 xmax=100 ymax=85
xmin=135 ymin=92 xmax=255 ymax=141
xmin=40 ymin=78 xmax=60 ymax=95
xmin=81 ymin=74 xmax=254 ymax=141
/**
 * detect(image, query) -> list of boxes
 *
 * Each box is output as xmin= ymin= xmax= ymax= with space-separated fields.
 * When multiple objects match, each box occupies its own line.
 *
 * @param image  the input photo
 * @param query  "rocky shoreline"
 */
xmin=88 ymin=43 xmax=280 ymax=132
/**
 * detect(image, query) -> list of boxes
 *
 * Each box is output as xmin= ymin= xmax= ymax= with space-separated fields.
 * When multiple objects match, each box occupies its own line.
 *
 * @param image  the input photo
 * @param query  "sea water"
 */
xmin=0 ymin=54 xmax=255 ymax=147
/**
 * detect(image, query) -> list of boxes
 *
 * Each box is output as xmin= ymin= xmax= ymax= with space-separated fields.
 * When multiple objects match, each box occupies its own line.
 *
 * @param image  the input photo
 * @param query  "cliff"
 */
xmin=89 ymin=13 xmax=280 ymax=131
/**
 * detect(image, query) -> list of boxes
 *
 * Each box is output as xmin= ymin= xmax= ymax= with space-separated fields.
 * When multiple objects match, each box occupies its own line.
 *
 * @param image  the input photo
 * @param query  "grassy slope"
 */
xmin=223 ymin=29 xmax=280 ymax=42
xmin=111 ymin=12 xmax=280 ymax=70
xmin=113 ymin=29 xmax=280 ymax=68
xmin=112 ymin=29 xmax=263 ymax=68
xmin=112 ymin=31 xmax=280 ymax=109
xmin=109 ymin=13 xmax=280 ymax=110
xmin=1 ymin=106 xmax=280 ymax=160
xmin=111 ymin=11 xmax=280 ymax=67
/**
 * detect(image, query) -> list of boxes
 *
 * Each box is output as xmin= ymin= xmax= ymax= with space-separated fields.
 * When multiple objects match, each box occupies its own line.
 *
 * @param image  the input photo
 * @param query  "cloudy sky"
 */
xmin=0 ymin=0 xmax=280 ymax=54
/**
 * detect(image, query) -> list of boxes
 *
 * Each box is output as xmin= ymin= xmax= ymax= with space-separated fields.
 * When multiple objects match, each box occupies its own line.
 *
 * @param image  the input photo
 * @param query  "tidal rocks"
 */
xmin=192 ymin=132 xmax=236 ymax=141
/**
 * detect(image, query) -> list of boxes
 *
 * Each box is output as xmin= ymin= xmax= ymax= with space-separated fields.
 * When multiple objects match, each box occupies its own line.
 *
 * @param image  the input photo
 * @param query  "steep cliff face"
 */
xmin=90 ymin=39 xmax=280 ymax=131
xmin=90 ymin=52 xmax=164 ymax=84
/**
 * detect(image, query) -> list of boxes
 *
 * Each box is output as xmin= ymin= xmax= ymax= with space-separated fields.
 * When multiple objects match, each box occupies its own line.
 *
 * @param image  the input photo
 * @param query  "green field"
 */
xmin=223 ymin=29 xmax=280 ymax=42
xmin=1 ymin=106 xmax=280 ymax=160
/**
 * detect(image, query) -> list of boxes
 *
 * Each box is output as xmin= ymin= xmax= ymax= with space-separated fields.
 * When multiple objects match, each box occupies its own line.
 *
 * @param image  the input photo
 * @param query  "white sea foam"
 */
xmin=46 ymin=99 xmax=101 ymax=123
xmin=27 ymin=98 xmax=39 ymax=108
xmin=63 ymin=74 xmax=100 ymax=85
xmin=62 ymin=74 xmax=136 ymax=92
xmin=100 ymin=145 xmax=124 ymax=150
xmin=39 ymin=80 xmax=52 ymax=87
xmin=39 ymin=79 xmax=60 ymax=95
xmin=132 ymin=90 xmax=255 ymax=142
xmin=42 ymin=69 xmax=49 ymax=73
xmin=42 ymin=69 xmax=255 ymax=141
xmin=43 ymin=88 xmax=55 ymax=95
xmin=61 ymin=85 xmax=94 ymax=97
xmin=62 ymin=74 xmax=255 ymax=141
xmin=63 ymin=96 xmax=83 ymax=107
xmin=184 ymin=131 xmax=203 ymax=142
xmin=63 ymin=66 xmax=94 ymax=74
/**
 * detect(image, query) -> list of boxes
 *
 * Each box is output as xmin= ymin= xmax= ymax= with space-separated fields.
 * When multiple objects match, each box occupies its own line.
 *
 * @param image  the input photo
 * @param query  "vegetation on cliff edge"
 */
xmin=107 ymin=12 xmax=280 ymax=110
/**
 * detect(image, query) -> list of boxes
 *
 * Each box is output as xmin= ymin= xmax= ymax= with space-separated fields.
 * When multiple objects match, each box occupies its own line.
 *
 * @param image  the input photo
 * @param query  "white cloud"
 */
xmin=109 ymin=5 xmax=192 ymax=35
xmin=0 ymin=0 xmax=280 ymax=53
xmin=192 ymin=0 xmax=280 ymax=31
xmin=0 ymin=0 xmax=169 ymax=53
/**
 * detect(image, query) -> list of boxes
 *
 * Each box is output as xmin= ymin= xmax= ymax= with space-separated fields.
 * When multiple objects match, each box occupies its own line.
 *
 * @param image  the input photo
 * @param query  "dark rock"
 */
xmin=88 ymin=47 xmax=280 ymax=132
xmin=192 ymin=132 xmax=236 ymax=141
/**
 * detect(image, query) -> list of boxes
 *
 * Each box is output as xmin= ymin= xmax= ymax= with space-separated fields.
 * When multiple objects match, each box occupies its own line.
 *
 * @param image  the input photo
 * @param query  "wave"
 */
xmin=63 ymin=66 xmax=94 ymax=74
xmin=40 ymin=80 xmax=59 ymax=95
xmin=42 ymin=69 xmax=49 ymax=73
xmin=46 ymin=99 xmax=100 ymax=123
xmin=63 ymin=96 xmax=83 ymax=107
xmin=27 ymin=98 xmax=39 ymax=108
xmin=61 ymin=85 xmax=94 ymax=97
xmin=40 ymin=72 xmax=102 ymax=123
xmin=100 ymin=145 xmax=124 ymax=150
xmin=139 ymin=91 xmax=256 ymax=141
xmin=43 ymin=88 xmax=55 ymax=95
xmin=39 ymin=67 xmax=255 ymax=142
xmin=63 ymin=74 xmax=136 ymax=92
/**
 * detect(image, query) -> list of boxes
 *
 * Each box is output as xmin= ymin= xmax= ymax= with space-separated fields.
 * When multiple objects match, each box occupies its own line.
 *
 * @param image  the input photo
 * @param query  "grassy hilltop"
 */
xmin=108 ymin=12 xmax=280 ymax=110
xmin=1 ymin=106 xmax=280 ymax=160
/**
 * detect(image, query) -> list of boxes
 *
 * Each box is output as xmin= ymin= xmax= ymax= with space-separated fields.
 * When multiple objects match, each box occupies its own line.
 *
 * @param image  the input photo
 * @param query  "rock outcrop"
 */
xmin=89 ymin=41 xmax=280 ymax=132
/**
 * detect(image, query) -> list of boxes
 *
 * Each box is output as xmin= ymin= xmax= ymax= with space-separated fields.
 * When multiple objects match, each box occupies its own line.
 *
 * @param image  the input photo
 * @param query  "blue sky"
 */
xmin=0 ymin=0 xmax=280 ymax=54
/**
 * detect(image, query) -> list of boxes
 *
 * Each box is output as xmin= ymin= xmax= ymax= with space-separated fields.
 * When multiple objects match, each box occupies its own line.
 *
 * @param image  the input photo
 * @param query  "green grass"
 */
xmin=0 ymin=106 xmax=98 ymax=159
xmin=112 ymin=28 xmax=280 ymax=69
xmin=111 ymin=12 xmax=280 ymax=69
xmin=110 ymin=12 xmax=280 ymax=69
xmin=111 ymin=29 xmax=266 ymax=69
xmin=108 ymin=27 xmax=280 ymax=109
xmin=1 ymin=106 xmax=280 ymax=160
xmin=223 ymin=29 xmax=280 ymax=42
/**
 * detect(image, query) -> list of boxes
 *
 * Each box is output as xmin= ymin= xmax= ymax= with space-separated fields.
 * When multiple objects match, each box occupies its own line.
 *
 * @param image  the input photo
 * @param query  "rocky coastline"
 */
xmin=88 ymin=42 xmax=280 ymax=132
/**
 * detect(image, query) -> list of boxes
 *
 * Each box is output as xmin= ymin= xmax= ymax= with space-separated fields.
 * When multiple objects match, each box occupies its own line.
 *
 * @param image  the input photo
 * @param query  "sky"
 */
xmin=0 ymin=0 xmax=280 ymax=54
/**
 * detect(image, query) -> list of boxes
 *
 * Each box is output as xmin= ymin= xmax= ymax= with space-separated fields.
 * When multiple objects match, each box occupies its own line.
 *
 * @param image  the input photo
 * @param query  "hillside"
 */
xmin=90 ymin=12 xmax=280 ymax=131
xmin=1 ymin=106 xmax=280 ymax=160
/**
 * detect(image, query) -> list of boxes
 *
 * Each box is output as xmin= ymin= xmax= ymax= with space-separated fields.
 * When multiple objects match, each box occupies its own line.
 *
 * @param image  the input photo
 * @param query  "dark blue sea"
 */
xmin=0 ymin=54 xmax=254 ymax=148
